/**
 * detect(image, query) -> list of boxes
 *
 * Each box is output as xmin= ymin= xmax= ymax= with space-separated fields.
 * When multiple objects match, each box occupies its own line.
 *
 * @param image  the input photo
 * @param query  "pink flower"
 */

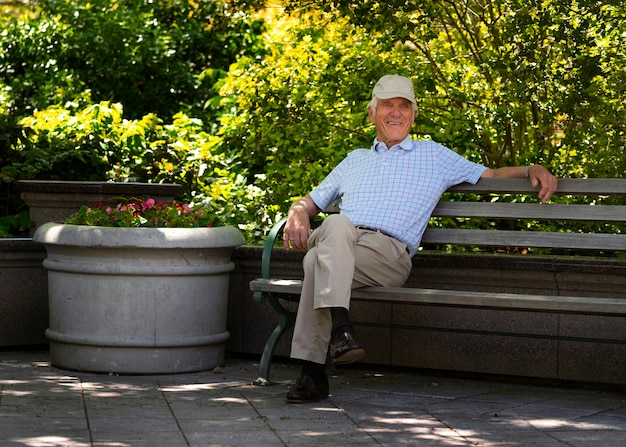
xmin=142 ymin=198 xmax=156 ymax=211
xmin=66 ymin=197 xmax=216 ymax=228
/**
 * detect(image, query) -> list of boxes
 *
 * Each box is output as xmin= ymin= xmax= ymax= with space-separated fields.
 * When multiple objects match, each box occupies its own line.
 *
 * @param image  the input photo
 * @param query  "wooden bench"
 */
xmin=249 ymin=178 xmax=626 ymax=385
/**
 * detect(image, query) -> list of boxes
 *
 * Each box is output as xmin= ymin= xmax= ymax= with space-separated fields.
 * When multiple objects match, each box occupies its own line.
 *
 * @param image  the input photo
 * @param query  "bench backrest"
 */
xmin=326 ymin=178 xmax=626 ymax=252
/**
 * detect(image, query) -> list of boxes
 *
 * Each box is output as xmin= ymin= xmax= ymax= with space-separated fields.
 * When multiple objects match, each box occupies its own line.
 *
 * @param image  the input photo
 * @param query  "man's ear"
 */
xmin=367 ymin=107 xmax=376 ymax=124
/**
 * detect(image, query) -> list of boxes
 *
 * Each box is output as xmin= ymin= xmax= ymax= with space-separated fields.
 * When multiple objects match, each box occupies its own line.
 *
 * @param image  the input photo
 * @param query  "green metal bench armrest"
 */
xmin=253 ymin=217 xmax=287 ymax=302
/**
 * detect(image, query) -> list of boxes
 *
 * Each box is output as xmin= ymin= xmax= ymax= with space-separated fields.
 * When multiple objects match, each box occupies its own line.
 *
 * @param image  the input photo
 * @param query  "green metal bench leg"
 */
xmin=254 ymin=296 xmax=297 ymax=386
xmin=254 ymin=314 xmax=335 ymax=386
xmin=252 ymin=287 xmax=336 ymax=386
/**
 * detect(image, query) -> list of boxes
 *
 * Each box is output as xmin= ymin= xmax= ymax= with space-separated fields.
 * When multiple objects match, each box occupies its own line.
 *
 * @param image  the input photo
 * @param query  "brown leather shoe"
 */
xmin=330 ymin=331 xmax=366 ymax=365
xmin=286 ymin=374 xmax=329 ymax=404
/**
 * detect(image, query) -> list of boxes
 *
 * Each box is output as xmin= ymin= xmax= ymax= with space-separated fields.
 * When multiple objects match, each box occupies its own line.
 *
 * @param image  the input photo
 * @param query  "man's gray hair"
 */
xmin=367 ymin=97 xmax=418 ymax=115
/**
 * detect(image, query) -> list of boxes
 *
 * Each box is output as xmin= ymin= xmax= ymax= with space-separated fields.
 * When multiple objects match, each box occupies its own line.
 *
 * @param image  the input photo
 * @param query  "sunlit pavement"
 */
xmin=1 ymin=350 xmax=625 ymax=447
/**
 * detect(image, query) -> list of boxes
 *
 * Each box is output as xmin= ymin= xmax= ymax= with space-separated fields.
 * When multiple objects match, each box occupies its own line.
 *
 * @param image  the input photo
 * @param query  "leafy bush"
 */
xmin=0 ymin=0 xmax=266 ymax=120
xmin=0 ymin=210 xmax=31 ymax=238
xmin=281 ymin=1 xmax=626 ymax=180
xmin=3 ymin=1 xmax=626 ymax=247
xmin=2 ymin=101 xmax=266 ymax=241
xmin=217 ymin=9 xmax=417 ymax=221
xmin=0 ymin=0 xmax=267 ymax=238
xmin=215 ymin=3 xmax=626 ymax=249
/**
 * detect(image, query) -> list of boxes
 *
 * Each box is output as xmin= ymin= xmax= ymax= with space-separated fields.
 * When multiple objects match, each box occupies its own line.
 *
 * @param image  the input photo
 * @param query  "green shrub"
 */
xmin=0 ymin=0 xmax=266 ymax=120
xmin=2 ymin=101 xmax=266 ymax=241
xmin=0 ymin=113 xmax=34 ymax=236
xmin=0 ymin=0 xmax=267 ymax=238
xmin=217 ymin=9 xmax=416 ymax=223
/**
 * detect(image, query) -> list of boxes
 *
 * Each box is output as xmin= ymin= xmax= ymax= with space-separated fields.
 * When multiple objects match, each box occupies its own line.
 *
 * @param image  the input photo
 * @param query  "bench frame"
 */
xmin=250 ymin=178 xmax=626 ymax=385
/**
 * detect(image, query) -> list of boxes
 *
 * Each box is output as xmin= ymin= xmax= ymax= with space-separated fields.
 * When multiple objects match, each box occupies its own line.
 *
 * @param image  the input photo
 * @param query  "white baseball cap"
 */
xmin=372 ymin=74 xmax=416 ymax=104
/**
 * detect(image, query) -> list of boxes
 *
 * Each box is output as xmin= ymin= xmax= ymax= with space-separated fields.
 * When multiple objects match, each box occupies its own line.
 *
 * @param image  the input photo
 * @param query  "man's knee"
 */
xmin=318 ymin=214 xmax=356 ymax=242
xmin=322 ymin=213 xmax=353 ymax=229
xmin=303 ymin=247 xmax=317 ymax=271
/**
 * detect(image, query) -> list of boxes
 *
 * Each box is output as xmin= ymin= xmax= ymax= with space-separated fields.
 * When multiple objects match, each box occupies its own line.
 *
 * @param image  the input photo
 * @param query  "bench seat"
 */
xmin=250 ymin=278 xmax=626 ymax=315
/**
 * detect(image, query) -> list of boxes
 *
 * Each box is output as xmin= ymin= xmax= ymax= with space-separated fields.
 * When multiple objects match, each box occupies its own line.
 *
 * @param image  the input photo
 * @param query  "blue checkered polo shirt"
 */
xmin=309 ymin=136 xmax=487 ymax=255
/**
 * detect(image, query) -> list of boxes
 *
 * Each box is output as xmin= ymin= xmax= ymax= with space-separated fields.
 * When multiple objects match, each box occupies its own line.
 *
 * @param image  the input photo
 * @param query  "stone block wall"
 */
xmin=0 ymin=239 xmax=48 ymax=346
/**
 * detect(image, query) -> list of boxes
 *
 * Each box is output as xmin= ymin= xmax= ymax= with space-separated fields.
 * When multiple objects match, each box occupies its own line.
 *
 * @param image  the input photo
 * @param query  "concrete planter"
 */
xmin=34 ymin=222 xmax=245 ymax=374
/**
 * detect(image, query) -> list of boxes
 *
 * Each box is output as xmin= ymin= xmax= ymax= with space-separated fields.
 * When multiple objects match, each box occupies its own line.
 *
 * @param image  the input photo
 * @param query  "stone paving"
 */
xmin=1 ymin=350 xmax=625 ymax=447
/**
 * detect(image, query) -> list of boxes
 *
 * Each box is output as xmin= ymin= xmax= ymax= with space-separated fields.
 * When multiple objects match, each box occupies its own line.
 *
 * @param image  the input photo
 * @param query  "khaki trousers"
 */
xmin=290 ymin=214 xmax=412 ymax=364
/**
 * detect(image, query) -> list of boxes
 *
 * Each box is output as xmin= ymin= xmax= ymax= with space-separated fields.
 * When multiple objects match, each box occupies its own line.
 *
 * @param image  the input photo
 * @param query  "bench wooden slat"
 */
xmin=432 ymin=202 xmax=626 ymax=222
xmin=250 ymin=278 xmax=303 ymax=296
xmin=448 ymin=178 xmax=626 ymax=195
xmin=324 ymin=178 xmax=626 ymax=213
xmin=249 ymin=278 xmax=626 ymax=315
xmin=421 ymin=228 xmax=626 ymax=250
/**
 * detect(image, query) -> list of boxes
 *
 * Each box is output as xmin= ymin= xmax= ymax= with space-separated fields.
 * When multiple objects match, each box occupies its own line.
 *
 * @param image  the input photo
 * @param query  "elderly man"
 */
xmin=282 ymin=74 xmax=558 ymax=403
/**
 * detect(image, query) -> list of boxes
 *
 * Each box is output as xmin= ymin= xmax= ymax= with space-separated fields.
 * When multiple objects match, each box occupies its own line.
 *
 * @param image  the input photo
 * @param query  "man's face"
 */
xmin=368 ymin=97 xmax=417 ymax=147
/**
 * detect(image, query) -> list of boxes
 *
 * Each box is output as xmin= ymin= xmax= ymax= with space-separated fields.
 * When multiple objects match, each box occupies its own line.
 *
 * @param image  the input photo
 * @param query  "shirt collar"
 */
xmin=372 ymin=135 xmax=414 ymax=152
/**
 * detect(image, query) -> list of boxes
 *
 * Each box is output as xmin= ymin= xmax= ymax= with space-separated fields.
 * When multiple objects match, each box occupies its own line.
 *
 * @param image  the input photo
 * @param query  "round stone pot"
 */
xmin=33 ymin=222 xmax=245 ymax=374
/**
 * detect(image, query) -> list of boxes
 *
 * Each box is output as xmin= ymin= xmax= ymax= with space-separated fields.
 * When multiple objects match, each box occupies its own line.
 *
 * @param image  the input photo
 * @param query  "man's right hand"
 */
xmin=283 ymin=195 xmax=320 ymax=250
